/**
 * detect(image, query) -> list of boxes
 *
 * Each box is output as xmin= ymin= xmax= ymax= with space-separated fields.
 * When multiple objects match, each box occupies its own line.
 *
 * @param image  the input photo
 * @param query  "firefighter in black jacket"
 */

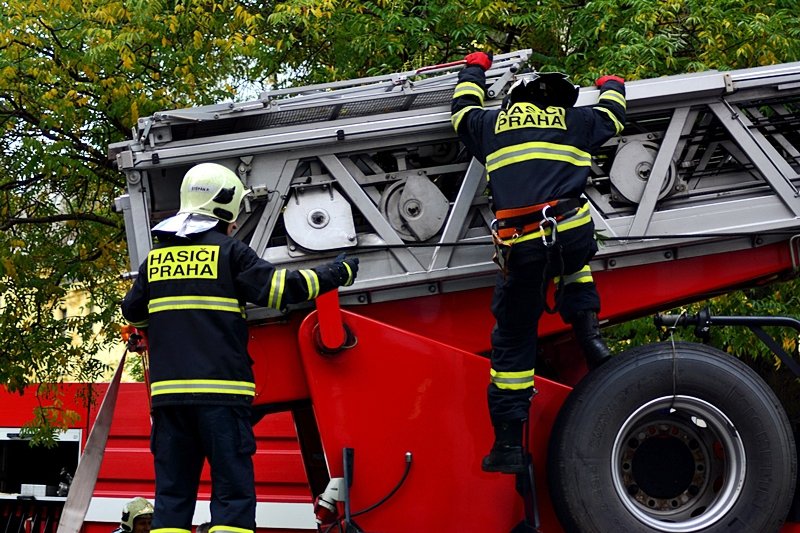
xmin=122 ymin=162 xmax=359 ymax=533
xmin=452 ymin=51 xmax=626 ymax=473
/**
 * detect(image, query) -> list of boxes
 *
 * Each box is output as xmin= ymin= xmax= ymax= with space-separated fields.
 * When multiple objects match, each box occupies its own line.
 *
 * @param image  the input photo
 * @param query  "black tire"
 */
xmin=548 ymin=341 xmax=797 ymax=533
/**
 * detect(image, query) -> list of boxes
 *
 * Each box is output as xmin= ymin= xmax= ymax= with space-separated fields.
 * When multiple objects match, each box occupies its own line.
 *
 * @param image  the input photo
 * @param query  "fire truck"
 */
xmin=3 ymin=50 xmax=800 ymax=532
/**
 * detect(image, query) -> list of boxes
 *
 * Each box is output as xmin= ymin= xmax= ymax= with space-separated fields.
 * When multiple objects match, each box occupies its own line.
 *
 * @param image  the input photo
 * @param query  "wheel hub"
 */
xmin=621 ymin=421 xmax=708 ymax=512
xmin=611 ymin=395 xmax=746 ymax=532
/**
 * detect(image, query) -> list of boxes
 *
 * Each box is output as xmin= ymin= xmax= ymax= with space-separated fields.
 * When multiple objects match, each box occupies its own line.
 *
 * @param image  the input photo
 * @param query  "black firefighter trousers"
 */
xmin=151 ymin=404 xmax=257 ymax=532
xmin=488 ymin=222 xmax=601 ymax=422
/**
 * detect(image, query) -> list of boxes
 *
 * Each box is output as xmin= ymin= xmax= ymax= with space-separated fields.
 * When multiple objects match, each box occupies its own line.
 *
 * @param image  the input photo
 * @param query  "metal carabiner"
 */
xmin=540 ymin=205 xmax=558 ymax=248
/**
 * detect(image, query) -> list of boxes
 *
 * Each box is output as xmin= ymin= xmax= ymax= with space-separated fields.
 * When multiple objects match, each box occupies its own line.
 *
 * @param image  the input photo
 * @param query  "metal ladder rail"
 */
xmin=144 ymin=50 xmax=533 ymax=127
xmin=113 ymin=56 xmax=800 ymax=298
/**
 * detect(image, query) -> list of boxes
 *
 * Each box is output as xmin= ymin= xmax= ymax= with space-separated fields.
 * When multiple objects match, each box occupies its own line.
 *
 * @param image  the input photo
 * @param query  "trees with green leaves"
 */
xmin=267 ymin=0 xmax=800 ymax=83
xmin=2 ymin=0 xmax=800 ymax=440
xmin=0 ymin=0 xmax=280 ymax=440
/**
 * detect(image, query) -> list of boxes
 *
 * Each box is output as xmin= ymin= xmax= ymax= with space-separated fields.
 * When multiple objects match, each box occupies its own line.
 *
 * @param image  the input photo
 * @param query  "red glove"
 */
xmin=121 ymin=325 xmax=148 ymax=353
xmin=595 ymin=75 xmax=625 ymax=88
xmin=464 ymin=52 xmax=492 ymax=71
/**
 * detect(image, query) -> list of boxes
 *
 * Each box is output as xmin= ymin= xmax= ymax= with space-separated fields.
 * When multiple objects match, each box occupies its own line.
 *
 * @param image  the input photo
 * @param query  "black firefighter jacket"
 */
xmin=451 ymin=65 xmax=626 ymax=212
xmin=121 ymin=229 xmax=350 ymax=407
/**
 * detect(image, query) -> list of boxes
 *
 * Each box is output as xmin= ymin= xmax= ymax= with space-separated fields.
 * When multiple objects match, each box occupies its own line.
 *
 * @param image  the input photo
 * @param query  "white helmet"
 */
xmin=179 ymin=162 xmax=245 ymax=223
xmin=120 ymin=497 xmax=154 ymax=532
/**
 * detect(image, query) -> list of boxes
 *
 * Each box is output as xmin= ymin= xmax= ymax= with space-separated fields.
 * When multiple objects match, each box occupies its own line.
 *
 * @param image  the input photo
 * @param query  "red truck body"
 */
xmin=2 ymin=236 xmax=800 ymax=531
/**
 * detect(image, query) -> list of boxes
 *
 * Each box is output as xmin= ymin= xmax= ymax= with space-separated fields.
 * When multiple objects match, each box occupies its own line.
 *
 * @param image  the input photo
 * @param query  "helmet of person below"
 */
xmin=179 ymin=162 xmax=245 ymax=223
xmin=120 ymin=497 xmax=154 ymax=532
xmin=504 ymin=72 xmax=580 ymax=109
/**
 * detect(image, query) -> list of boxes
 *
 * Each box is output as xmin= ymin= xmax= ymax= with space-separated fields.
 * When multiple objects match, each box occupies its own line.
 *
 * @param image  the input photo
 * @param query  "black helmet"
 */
xmin=504 ymin=72 xmax=579 ymax=109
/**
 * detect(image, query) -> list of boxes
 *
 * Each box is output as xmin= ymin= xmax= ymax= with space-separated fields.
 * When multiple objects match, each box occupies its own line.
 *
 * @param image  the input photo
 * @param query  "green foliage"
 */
xmin=126 ymin=353 xmax=148 ymax=383
xmin=2 ymin=0 xmax=800 ymax=442
xmin=563 ymin=0 xmax=800 ymax=83
xmin=607 ymin=278 xmax=800 ymax=364
xmin=0 ymin=0 xmax=280 ymax=440
xmin=17 ymin=384 xmax=84 ymax=448
xmin=265 ymin=0 xmax=572 ymax=82
xmin=265 ymin=0 xmax=800 ymax=85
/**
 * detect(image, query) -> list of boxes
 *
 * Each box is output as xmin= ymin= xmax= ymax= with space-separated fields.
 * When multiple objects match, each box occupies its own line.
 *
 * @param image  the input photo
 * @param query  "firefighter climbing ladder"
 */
xmin=112 ymin=51 xmax=800 ymax=315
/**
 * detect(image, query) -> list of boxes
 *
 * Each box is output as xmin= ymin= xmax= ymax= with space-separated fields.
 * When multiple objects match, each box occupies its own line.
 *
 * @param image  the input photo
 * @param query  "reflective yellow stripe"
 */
xmin=594 ymin=106 xmax=624 ymax=134
xmin=210 ymin=527 xmax=254 ymax=533
xmin=299 ymin=269 xmax=320 ymax=299
xmin=149 ymin=295 xmax=241 ymax=314
xmin=268 ymin=269 xmax=287 ymax=309
xmin=599 ymin=89 xmax=626 ymax=109
xmin=151 ymin=379 xmax=256 ymax=397
xmin=128 ymin=319 xmax=148 ymax=328
xmin=343 ymin=262 xmax=353 ymax=285
xmin=152 ymin=528 xmax=191 ymax=533
xmin=512 ymin=203 xmax=592 ymax=244
xmin=486 ymin=141 xmax=592 ymax=173
xmin=451 ymin=105 xmax=482 ymax=131
xmin=490 ymin=368 xmax=535 ymax=390
xmin=554 ymin=265 xmax=594 ymax=285
xmin=453 ymin=81 xmax=484 ymax=104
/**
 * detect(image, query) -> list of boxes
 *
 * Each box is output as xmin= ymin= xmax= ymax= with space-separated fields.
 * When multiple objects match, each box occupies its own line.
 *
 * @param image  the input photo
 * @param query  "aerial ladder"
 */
xmin=111 ymin=50 xmax=800 ymax=532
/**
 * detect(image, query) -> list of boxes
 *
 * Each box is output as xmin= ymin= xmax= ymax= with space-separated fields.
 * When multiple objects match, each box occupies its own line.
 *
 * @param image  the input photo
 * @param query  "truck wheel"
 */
xmin=548 ymin=341 xmax=797 ymax=533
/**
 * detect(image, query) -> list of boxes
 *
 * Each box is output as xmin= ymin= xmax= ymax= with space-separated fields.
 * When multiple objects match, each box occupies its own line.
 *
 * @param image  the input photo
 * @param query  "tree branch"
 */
xmin=0 ymin=212 xmax=121 ymax=231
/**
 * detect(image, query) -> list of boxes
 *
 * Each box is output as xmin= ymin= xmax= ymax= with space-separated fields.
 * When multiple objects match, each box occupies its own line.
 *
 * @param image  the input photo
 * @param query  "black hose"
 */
xmin=351 ymin=452 xmax=413 ymax=518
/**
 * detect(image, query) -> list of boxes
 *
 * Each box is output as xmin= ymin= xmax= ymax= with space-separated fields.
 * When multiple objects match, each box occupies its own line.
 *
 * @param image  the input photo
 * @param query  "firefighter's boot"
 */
xmin=482 ymin=419 xmax=526 ymax=474
xmin=572 ymin=310 xmax=611 ymax=370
